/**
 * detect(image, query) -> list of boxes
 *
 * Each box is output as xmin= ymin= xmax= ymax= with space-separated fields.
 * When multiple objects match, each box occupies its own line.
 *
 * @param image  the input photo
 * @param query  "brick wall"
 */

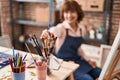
xmin=0 ymin=0 xmax=12 ymax=37
xmin=109 ymin=0 xmax=120 ymax=44
xmin=0 ymin=0 xmax=120 ymax=49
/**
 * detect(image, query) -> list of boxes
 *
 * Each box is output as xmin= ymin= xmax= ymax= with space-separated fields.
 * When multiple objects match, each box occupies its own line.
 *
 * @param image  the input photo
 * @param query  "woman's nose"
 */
xmin=67 ymin=12 xmax=72 ymax=17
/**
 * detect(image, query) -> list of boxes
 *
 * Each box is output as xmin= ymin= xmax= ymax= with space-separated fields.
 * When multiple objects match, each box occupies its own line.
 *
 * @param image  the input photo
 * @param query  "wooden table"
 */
xmin=0 ymin=46 xmax=79 ymax=80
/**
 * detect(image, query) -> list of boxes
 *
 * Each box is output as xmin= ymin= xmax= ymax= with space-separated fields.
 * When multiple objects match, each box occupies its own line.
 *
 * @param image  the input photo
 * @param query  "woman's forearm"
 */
xmin=78 ymin=48 xmax=90 ymax=62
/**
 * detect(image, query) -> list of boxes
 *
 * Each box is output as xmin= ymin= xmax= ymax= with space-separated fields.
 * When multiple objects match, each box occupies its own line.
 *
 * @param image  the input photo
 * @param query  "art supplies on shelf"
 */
xmin=0 ymin=52 xmax=12 ymax=69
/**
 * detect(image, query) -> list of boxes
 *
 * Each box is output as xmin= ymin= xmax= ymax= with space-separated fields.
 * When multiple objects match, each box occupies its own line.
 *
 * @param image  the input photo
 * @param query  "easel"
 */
xmin=99 ymin=22 xmax=120 ymax=80
xmin=104 ymin=45 xmax=120 ymax=80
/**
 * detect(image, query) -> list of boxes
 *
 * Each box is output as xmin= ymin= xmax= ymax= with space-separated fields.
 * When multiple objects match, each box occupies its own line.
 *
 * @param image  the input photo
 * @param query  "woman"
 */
xmin=41 ymin=0 xmax=101 ymax=80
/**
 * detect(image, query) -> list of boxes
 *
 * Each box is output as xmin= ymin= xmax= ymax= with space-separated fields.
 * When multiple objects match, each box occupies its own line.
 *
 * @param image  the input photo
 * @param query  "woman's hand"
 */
xmin=88 ymin=60 xmax=97 ymax=68
xmin=40 ymin=29 xmax=55 ymax=39
xmin=40 ymin=29 xmax=50 ymax=39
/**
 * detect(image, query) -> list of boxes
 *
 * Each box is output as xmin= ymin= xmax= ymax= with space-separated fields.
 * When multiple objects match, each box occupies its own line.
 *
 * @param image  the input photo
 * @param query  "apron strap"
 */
xmin=66 ymin=29 xmax=82 ymax=36
xmin=80 ymin=28 xmax=82 ymax=36
xmin=66 ymin=29 xmax=69 ymax=36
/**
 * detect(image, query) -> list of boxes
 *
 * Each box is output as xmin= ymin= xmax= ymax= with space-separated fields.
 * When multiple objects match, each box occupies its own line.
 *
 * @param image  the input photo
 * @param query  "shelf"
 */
xmin=10 ymin=0 xmax=55 ymax=48
xmin=13 ymin=0 xmax=49 ymax=3
xmin=83 ymin=36 xmax=106 ymax=43
xmin=13 ymin=19 xmax=49 ymax=27
xmin=84 ymin=11 xmax=104 ymax=14
xmin=55 ymin=8 xmax=104 ymax=14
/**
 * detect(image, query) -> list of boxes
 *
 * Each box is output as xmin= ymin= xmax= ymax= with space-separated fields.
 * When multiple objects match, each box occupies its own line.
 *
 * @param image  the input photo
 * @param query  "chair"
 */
xmin=0 ymin=35 xmax=12 ymax=48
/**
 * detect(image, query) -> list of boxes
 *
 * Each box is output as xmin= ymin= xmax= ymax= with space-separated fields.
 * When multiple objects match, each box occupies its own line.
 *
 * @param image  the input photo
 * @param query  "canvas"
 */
xmin=99 ymin=22 xmax=120 ymax=80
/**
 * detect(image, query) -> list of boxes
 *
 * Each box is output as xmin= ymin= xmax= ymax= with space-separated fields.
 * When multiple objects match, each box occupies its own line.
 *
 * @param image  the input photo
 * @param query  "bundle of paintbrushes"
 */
xmin=9 ymin=52 xmax=27 ymax=73
xmin=41 ymin=32 xmax=57 ymax=60
xmin=27 ymin=34 xmax=45 ymax=59
xmin=25 ymin=34 xmax=56 ymax=75
xmin=27 ymin=34 xmax=56 ymax=62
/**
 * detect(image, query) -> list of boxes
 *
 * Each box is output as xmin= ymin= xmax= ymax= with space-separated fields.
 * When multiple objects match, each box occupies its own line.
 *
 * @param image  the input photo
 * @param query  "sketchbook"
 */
xmin=49 ymin=54 xmax=63 ymax=70
xmin=0 ymin=52 xmax=12 ymax=69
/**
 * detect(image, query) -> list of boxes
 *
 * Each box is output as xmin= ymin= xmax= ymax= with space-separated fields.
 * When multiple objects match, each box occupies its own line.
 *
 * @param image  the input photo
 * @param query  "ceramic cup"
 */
xmin=36 ymin=62 xmax=47 ymax=80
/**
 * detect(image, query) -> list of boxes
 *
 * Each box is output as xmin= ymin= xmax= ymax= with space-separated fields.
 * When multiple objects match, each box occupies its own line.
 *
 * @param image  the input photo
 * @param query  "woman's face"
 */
xmin=63 ymin=10 xmax=78 ymax=24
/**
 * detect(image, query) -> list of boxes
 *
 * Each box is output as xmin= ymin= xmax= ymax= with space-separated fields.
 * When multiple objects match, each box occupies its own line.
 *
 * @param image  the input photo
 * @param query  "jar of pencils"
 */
xmin=9 ymin=52 xmax=27 ymax=80
xmin=12 ymin=63 xmax=26 ymax=80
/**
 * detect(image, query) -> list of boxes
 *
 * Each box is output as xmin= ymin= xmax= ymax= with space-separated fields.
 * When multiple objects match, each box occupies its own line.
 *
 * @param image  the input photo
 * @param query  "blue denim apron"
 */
xmin=56 ymin=29 xmax=93 ymax=79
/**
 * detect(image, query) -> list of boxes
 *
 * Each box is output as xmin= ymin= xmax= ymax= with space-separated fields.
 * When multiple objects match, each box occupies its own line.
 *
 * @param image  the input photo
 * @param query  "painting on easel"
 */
xmin=99 ymin=22 xmax=120 ymax=80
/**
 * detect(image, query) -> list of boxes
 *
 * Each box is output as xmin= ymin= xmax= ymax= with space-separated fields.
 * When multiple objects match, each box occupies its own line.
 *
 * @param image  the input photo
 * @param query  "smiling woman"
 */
xmin=40 ymin=0 xmax=101 ymax=80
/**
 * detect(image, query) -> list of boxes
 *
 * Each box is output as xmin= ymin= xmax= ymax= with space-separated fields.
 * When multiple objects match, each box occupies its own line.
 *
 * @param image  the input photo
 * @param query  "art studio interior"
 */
xmin=0 ymin=0 xmax=120 ymax=80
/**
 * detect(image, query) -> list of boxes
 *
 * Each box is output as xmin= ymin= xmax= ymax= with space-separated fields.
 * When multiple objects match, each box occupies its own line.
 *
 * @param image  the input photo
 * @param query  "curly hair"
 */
xmin=60 ymin=0 xmax=84 ymax=23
